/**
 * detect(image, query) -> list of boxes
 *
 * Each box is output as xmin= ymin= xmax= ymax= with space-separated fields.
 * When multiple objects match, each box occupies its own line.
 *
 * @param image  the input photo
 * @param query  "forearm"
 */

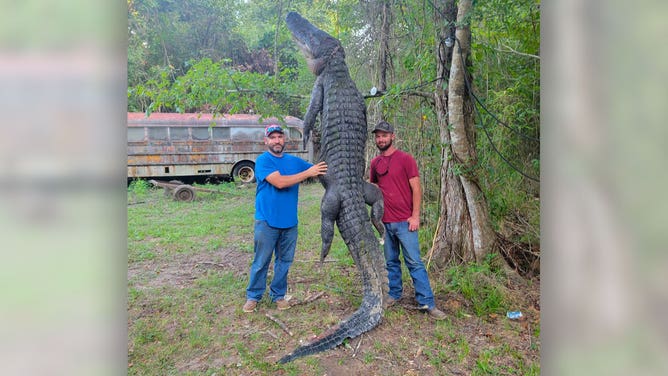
xmin=411 ymin=193 xmax=420 ymax=218
xmin=409 ymin=177 xmax=421 ymax=218
xmin=266 ymin=162 xmax=327 ymax=189
xmin=412 ymin=200 xmax=420 ymax=218
xmin=267 ymin=170 xmax=312 ymax=189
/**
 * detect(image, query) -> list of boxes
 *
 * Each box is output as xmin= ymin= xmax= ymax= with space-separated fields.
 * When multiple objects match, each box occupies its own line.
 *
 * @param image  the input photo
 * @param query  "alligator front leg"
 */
xmin=303 ymin=75 xmax=323 ymax=149
xmin=364 ymin=182 xmax=385 ymax=243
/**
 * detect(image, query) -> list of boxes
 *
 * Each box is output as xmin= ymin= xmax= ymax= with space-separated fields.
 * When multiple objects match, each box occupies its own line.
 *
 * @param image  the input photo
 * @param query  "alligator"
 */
xmin=278 ymin=12 xmax=389 ymax=364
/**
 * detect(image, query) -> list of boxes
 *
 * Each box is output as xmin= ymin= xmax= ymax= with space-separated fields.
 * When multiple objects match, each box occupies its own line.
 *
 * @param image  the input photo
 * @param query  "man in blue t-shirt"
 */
xmin=243 ymin=125 xmax=327 ymax=313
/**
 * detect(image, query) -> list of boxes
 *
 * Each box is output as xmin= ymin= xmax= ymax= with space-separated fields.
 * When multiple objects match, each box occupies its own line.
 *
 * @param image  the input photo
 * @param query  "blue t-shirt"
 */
xmin=254 ymin=151 xmax=312 ymax=228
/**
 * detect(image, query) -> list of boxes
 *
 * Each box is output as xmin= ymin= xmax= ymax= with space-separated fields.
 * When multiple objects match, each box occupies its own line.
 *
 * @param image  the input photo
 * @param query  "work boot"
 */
xmin=275 ymin=298 xmax=291 ymax=311
xmin=242 ymin=300 xmax=257 ymax=313
xmin=384 ymin=297 xmax=397 ymax=309
xmin=419 ymin=305 xmax=447 ymax=320
xmin=427 ymin=307 xmax=447 ymax=320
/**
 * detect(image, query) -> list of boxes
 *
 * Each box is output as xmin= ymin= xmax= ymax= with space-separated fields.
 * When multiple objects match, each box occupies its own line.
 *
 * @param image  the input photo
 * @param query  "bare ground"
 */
xmin=128 ymin=245 xmax=540 ymax=375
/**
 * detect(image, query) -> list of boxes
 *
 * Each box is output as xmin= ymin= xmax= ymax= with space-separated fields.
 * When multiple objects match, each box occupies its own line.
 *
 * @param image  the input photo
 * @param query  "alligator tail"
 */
xmin=278 ymin=291 xmax=383 ymax=363
xmin=278 ymin=228 xmax=387 ymax=364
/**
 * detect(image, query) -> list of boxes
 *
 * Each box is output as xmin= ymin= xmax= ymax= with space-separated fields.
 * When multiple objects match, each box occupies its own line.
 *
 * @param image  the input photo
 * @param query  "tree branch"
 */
xmin=265 ymin=313 xmax=293 ymax=336
xmin=495 ymin=44 xmax=540 ymax=60
xmin=363 ymin=90 xmax=435 ymax=104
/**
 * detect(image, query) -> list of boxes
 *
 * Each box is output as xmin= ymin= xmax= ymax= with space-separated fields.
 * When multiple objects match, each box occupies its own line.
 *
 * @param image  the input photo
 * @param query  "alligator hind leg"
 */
xmin=320 ymin=187 xmax=340 ymax=262
xmin=364 ymin=182 xmax=385 ymax=243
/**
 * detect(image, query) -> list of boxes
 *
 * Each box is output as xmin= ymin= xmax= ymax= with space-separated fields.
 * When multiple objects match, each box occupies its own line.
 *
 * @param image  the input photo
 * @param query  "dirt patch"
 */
xmin=128 ymin=247 xmax=252 ymax=290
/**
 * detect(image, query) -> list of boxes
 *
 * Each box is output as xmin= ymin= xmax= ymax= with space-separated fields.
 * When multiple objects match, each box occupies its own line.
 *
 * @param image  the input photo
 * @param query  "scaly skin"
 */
xmin=279 ymin=12 xmax=388 ymax=364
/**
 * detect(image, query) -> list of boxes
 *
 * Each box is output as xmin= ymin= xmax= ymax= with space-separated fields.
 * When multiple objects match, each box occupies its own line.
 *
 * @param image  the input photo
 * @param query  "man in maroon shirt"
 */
xmin=370 ymin=121 xmax=446 ymax=320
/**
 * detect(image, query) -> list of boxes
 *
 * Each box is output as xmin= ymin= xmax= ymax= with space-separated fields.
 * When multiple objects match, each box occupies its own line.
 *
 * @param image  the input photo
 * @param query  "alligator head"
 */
xmin=285 ymin=11 xmax=343 ymax=76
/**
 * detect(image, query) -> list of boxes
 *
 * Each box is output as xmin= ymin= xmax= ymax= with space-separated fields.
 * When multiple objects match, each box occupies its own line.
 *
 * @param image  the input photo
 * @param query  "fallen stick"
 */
xmin=265 ymin=330 xmax=279 ymax=340
xmin=265 ymin=313 xmax=293 ymax=336
xmin=290 ymin=291 xmax=325 ymax=307
xmin=304 ymin=291 xmax=325 ymax=303
xmin=351 ymin=334 xmax=363 ymax=358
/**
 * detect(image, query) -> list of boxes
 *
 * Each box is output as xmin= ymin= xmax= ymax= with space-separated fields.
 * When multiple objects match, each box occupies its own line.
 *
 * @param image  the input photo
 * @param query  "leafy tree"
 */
xmin=470 ymin=0 xmax=540 ymax=248
xmin=128 ymin=0 xmax=248 ymax=74
xmin=129 ymin=58 xmax=305 ymax=119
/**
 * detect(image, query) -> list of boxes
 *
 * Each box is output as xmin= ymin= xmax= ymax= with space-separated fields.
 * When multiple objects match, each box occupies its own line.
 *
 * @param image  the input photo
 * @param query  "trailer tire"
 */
xmin=173 ymin=185 xmax=196 ymax=202
xmin=232 ymin=161 xmax=256 ymax=183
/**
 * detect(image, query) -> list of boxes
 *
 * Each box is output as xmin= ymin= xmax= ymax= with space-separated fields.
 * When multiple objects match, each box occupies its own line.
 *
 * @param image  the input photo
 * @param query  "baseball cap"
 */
xmin=371 ymin=121 xmax=394 ymax=133
xmin=265 ymin=124 xmax=284 ymax=137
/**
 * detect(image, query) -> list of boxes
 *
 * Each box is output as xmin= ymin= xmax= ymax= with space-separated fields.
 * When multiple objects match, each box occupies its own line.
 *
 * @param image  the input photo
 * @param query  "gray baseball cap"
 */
xmin=371 ymin=121 xmax=394 ymax=133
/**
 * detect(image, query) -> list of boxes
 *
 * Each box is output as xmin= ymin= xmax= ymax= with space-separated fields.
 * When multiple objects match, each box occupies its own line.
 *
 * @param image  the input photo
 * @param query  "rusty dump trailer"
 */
xmin=127 ymin=112 xmax=311 ymax=184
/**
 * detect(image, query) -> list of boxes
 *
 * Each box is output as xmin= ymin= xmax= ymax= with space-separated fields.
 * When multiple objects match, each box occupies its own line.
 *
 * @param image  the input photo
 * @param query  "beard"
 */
xmin=270 ymin=143 xmax=285 ymax=154
xmin=375 ymin=138 xmax=393 ymax=152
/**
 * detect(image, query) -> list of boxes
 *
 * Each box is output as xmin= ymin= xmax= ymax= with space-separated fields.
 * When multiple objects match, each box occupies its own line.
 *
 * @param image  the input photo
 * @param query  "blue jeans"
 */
xmin=246 ymin=220 xmax=298 ymax=302
xmin=383 ymin=221 xmax=436 ymax=309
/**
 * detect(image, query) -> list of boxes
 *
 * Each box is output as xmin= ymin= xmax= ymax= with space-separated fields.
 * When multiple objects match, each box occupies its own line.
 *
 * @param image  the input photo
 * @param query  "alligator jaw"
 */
xmin=286 ymin=11 xmax=340 ymax=76
xmin=290 ymin=36 xmax=313 ymax=59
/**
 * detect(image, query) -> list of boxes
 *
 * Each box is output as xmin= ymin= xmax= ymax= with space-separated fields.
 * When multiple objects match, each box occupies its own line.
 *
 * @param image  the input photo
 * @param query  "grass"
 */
xmin=128 ymin=181 xmax=539 ymax=375
xmin=446 ymin=254 xmax=510 ymax=317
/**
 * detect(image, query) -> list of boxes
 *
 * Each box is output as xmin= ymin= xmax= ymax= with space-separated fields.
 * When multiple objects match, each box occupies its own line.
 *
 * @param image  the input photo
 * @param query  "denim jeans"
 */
xmin=383 ymin=221 xmax=436 ymax=309
xmin=246 ymin=220 xmax=298 ymax=302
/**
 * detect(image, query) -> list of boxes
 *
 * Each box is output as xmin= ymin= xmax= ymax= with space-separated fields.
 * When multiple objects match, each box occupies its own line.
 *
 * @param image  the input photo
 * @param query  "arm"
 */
xmin=265 ymin=161 xmax=327 ymax=189
xmin=407 ymin=176 xmax=421 ymax=231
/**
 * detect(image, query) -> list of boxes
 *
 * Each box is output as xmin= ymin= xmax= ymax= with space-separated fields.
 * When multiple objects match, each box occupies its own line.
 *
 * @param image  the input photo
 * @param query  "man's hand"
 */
xmin=407 ymin=215 xmax=420 ymax=232
xmin=307 ymin=161 xmax=328 ymax=177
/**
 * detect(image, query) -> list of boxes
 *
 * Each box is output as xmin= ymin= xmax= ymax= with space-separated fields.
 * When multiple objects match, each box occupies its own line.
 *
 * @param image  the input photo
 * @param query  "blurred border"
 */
xmin=543 ymin=0 xmax=668 ymax=374
xmin=0 ymin=1 xmax=128 ymax=375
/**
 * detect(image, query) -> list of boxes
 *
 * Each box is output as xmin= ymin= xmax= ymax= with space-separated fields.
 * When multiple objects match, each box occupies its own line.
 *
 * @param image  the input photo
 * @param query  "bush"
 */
xmin=128 ymin=179 xmax=151 ymax=197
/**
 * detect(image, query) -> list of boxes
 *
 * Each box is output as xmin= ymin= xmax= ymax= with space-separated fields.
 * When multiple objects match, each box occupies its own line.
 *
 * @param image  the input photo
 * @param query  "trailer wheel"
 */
xmin=232 ymin=161 xmax=256 ymax=183
xmin=162 ymin=180 xmax=183 ymax=196
xmin=173 ymin=185 xmax=196 ymax=202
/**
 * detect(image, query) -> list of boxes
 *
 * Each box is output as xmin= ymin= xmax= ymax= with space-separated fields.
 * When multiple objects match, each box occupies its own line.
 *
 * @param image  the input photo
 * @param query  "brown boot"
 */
xmin=427 ymin=307 xmax=447 ymax=320
xmin=418 ymin=304 xmax=447 ymax=320
xmin=275 ymin=299 xmax=291 ymax=311
xmin=383 ymin=297 xmax=397 ymax=309
xmin=242 ymin=300 xmax=257 ymax=313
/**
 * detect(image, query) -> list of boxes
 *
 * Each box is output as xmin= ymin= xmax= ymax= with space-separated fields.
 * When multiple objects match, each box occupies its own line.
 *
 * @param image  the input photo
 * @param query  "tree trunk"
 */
xmin=430 ymin=0 xmax=496 ymax=268
xmin=377 ymin=0 xmax=391 ymax=92
xmin=274 ymin=0 xmax=283 ymax=78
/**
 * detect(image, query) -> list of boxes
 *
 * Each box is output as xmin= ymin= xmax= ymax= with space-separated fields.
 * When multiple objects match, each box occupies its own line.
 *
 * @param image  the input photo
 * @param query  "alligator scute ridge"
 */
xmin=278 ymin=12 xmax=389 ymax=364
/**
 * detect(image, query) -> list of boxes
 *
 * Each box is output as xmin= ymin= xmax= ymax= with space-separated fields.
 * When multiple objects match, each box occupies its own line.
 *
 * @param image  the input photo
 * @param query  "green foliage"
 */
xmin=132 ymin=318 xmax=164 ymax=346
xmin=471 ymin=345 xmax=540 ymax=376
xmin=469 ymin=0 xmax=540 ymax=243
xmin=446 ymin=255 xmax=508 ymax=316
xmin=474 ymin=348 xmax=502 ymax=375
xmin=129 ymin=58 xmax=298 ymax=117
xmin=128 ymin=0 xmax=246 ymax=80
xmin=127 ymin=179 xmax=152 ymax=207
xmin=128 ymin=179 xmax=151 ymax=196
